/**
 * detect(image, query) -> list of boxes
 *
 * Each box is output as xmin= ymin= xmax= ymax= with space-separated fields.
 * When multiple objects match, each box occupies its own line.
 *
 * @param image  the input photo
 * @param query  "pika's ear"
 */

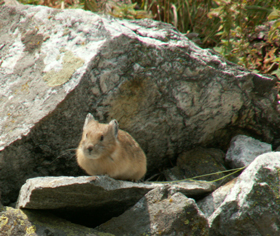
xmin=109 ymin=119 xmax=119 ymax=138
xmin=83 ymin=113 xmax=95 ymax=130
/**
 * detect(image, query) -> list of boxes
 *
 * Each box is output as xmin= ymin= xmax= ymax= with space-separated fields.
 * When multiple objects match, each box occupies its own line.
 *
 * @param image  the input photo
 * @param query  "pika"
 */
xmin=76 ymin=113 xmax=147 ymax=181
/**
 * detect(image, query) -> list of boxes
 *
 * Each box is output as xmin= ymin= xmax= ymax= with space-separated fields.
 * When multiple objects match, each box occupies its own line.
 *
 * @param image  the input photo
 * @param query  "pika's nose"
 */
xmin=87 ymin=146 xmax=93 ymax=153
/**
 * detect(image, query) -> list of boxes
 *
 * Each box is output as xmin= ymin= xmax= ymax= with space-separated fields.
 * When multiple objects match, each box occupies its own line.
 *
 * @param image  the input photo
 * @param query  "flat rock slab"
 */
xmin=16 ymin=176 xmax=216 ymax=227
xmin=16 ymin=176 xmax=154 ymax=209
xmin=167 ymin=180 xmax=216 ymax=198
xmin=16 ymin=176 xmax=155 ymax=227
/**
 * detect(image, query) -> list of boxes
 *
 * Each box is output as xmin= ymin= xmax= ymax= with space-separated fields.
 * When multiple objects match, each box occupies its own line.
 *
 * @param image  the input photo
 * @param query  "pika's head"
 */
xmin=79 ymin=113 xmax=119 ymax=159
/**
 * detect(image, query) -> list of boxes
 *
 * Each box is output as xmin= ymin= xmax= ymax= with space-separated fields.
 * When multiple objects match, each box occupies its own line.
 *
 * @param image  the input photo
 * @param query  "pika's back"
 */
xmin=76 ymin=113 xmax=147 ymax=181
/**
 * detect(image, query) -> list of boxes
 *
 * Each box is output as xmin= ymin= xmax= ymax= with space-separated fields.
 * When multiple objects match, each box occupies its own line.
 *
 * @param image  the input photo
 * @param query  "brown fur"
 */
xmin=76 ymin=114 xmax=147 ymax=181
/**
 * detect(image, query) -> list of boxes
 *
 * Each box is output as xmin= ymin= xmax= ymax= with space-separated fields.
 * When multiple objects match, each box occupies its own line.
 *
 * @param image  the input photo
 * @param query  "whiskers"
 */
xmin=51 ymin=148 xmax=77 ymax=164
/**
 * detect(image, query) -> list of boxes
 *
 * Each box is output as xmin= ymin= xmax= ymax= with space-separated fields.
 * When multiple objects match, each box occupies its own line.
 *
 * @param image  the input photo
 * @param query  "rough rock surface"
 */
xmin=167 ymin=180 xmax=216 ymax=198
xmin=16 ymin=176 xmax=155 ymax=227
xmin=197 ymin=178 xmax=237 ymax=218
xmin=225 ymin=134 xmax=272 ymax=168
xmin=1 ymin=3 xmax=280 ymax=206
xmin=96 ymin=186 xmax=209 ymax=236
xmin=209 ymin=152 xmax=280 ymax=236
xmin=16 ymin=175 xmax=216 ymax=228
xmin=166 ymin=147 xmax=233 ymax=186
xmin=0 ymin=206 xmax=110 ymax=236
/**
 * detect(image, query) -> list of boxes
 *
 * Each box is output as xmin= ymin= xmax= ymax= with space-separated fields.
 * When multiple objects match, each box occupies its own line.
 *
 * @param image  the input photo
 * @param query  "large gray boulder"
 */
xmin=0 ymin=3 xmax=279 ymax=205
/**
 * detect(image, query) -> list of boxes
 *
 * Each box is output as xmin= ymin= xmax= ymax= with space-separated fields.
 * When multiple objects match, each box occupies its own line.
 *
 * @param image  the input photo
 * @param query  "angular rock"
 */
xmin=16 ymin=175 xmax=216 ymax=228
xmin=225 ymin=134 xmax=272 ymax=168
xmin=209 ymin=152 xmax=280 ymax=236
xmin=1 ymin=3 xmax=280 ymax=205
xmin=197 ymin=178 xmax=237 ymax=218
xmin=0 ymin=206 xmax=110 ymax=236
xmin=96 ymin=187 xmax=209 ymax=235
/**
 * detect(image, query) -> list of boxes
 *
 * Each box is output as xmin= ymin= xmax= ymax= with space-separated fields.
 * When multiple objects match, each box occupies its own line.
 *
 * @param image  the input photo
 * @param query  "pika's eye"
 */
xmin=100 ymin=135 xmax=104 ymax=141
xmin=86 ymin=133 xmax=88 ymax=138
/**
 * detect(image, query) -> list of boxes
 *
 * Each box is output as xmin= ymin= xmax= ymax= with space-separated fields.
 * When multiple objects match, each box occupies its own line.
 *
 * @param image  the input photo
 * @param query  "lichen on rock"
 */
xmin=43 ymin=50 xmax=84 ymax=87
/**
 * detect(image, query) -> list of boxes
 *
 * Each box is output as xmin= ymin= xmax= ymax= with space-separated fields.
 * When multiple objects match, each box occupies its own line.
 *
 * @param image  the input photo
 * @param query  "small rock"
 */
xmin=96 ymin=186 xmax=209 ymax=236
xmin=225 ymin=134 xmax=272 ymax=168
xmin=174 ymin=147 xmax=232 ymax=186
xmin=197 ymin=178 xmax=237 ymax=218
